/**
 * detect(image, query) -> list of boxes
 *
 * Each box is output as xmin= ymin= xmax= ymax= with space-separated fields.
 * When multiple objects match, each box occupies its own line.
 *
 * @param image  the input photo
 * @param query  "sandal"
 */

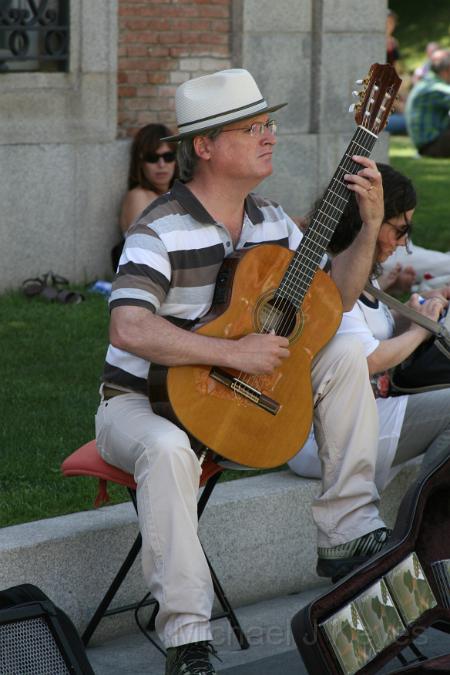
xmin=55 ymin=289 xmax=84 ymax=304
xmin=22 ymin=271 xmax=59 ymax=297
xmin=22 ymin=276 xmax=46 ymax=298
xmin=22 ymin=272 xmax=82 ymax=303
xmin=49 ymin=272 xmax=69 ymax=287
xmin=40 ymin=286 xmax=59 ymax=302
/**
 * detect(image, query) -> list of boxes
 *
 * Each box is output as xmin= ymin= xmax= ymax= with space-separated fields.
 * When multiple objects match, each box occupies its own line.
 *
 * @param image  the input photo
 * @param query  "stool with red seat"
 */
xmin=61 ymin=440 xmax=249 ymax=653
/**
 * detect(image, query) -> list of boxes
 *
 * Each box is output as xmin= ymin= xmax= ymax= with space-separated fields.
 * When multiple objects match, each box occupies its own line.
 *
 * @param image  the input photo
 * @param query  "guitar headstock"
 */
xmin=353 ymin=63 xmax=402 ymax=134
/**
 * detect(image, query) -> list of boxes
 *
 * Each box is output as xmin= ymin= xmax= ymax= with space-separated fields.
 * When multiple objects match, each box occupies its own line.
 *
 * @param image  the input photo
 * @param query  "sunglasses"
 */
xmin=143 ymin=151 xmax=176 ymax=164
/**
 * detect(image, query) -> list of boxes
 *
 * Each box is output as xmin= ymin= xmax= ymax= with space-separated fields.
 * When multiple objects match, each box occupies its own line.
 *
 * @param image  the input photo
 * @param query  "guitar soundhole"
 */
xmin=255 ymin=294 xmax=303 ymax=342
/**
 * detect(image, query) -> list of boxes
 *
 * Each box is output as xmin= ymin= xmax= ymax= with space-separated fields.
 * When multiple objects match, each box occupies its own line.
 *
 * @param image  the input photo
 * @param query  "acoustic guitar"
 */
xmin=149 ymin=63 xmax=401 ymax=468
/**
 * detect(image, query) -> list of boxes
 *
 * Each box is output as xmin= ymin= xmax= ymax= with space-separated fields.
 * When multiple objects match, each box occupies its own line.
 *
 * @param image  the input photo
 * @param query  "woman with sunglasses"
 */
xmin=112 ymin=124 xmax=178 ymax=270
xmin=120 ymin=123 xmax=178 ymax=234
xmin=290 ymin=164 xmax=450 ymax=520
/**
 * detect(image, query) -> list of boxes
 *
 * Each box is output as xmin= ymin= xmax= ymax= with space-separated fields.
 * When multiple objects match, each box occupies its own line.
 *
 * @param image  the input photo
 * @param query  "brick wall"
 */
xmin=118 ymin=0 xmax=233 ymax=138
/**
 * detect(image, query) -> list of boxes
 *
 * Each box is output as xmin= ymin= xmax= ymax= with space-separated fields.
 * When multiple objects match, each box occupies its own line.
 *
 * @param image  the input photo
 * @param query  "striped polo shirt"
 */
xmin=102 ymin=180 xmax=303 ymax=394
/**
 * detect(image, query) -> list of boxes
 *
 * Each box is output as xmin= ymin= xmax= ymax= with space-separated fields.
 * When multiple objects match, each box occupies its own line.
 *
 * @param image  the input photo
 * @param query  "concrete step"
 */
xmin=0 ymin=464 xmax=420 ymax=643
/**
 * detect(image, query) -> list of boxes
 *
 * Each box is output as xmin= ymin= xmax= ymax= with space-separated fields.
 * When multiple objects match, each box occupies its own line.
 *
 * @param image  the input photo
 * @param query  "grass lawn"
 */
xmin=0 ymin=290 xmax=127 ymax=526
xmin=389 ymin=135 xmax=450 ymax=251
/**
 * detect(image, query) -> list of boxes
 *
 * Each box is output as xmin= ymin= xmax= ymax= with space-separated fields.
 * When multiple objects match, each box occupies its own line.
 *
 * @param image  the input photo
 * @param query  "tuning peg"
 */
xmin=349 ymin=103 xmax=358 ymax=113
xmin=355 ymin=79 xmax=364 ymax=85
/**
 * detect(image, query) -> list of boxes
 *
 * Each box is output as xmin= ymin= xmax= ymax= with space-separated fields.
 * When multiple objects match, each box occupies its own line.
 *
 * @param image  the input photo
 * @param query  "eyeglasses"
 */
xmin=385 ymin=220 xmax=413 ymax=241
xmin=143 ymin=151 xmax=176 ymax=164
xmin=221 ymin=119 xmax=278 ymax=137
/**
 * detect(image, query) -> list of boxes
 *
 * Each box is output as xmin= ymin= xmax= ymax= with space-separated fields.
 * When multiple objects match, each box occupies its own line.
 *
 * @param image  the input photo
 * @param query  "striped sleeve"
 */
xmin=109 ymin=224 xmax=171 ymax=312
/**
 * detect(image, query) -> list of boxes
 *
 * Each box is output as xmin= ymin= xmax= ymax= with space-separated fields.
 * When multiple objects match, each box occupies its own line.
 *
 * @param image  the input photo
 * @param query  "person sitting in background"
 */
xmin=382 ymin=239 xmax=450 ymax=293
xmin=405 ymin=49 xmax=450 ymax=157
xmin=412 ymin=41 xmax=441 ymax=84
xmin=111 ymin=123 xmax=178 ymax=270
xmin=120 ymin=123 xmax=178 ymax=233
xmin=386 ymin=9 xmax=401 ymax=73
xmin=289 ymin=164 xmax=450 ymax=506
xmin=384 ymin=9 xmax=409 ymax=135
xmin=377 ymin=261 xmax=416 ymax=294
xmin=293 ymin=210 xmax=446 ymax=298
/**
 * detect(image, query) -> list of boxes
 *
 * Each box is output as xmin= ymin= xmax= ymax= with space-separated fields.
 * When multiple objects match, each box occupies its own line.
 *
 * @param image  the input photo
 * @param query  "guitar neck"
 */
xmin=276 ymin=125 xmax=378 ymax=308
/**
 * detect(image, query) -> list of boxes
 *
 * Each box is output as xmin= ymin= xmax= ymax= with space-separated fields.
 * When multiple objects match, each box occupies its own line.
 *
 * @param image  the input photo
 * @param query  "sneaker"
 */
xmin=165 ymin=640 xmax=218 ymax=675
xmin=316 ymin=527 xmax=391 ymax=583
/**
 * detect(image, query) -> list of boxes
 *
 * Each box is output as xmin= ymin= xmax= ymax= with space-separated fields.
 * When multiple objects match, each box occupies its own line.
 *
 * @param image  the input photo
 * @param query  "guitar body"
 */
xmin=150 ymin=244 xmax=342 ymax=468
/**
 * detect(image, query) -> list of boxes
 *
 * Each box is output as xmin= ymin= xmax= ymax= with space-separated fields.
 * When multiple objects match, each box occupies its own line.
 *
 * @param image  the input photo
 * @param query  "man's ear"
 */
xmin=193 ymin=135 xmax=213 ymax=160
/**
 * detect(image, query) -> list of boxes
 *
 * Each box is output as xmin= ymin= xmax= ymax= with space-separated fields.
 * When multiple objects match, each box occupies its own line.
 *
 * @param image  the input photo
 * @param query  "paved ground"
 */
xmin=87 ymin=590 xmax=321 ymax=674
xmin=86 ymin=587 xmax=450 ymax=674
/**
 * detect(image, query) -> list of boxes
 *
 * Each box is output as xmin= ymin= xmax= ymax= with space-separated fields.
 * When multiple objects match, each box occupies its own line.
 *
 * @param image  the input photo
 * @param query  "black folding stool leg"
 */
xmin=82 ymin=462 xmax=249 ymax=651
xmin=82 ymin=488 xmax=160 ymax=649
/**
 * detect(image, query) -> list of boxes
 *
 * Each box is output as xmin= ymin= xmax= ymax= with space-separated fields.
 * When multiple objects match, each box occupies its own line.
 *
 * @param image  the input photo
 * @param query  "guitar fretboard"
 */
xmin=276 ymin=126 xmax=377 ymax=308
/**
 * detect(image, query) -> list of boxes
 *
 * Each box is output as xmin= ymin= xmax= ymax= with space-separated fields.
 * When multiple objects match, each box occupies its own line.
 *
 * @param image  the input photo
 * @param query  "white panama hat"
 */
xmin=161 ymin=68 xmax=287 ymax=141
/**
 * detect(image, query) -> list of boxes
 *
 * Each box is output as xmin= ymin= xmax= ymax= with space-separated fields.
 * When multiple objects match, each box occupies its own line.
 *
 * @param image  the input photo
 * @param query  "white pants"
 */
xmin=310 ymin=334 xmax=383 ymax=547
xmin=95 ymin=394 xmax=213 ymax=648
xmin=95 ymin=334 xmax=382 ymax=646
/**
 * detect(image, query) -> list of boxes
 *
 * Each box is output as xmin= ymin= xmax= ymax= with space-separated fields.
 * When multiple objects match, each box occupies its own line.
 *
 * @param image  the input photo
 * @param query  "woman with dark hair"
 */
xmin=332 ymin=164 xmax=450 ymax=292
xmin=111 ymin=124 xmax=178 ymax=270
xmin=329 ymin=163 xmax=417 ymax=292
xmin=290 ymin=164 xmax=450 ymax=513
xmin=328 ymin=163 xmax=416 ymax=258
xmin=120 ymin=123 xmax=178 ymax=234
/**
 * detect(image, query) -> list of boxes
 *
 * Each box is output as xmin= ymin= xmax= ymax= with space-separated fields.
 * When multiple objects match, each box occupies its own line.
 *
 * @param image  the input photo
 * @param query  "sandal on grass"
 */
xmin=40 ymin=286 xmax=59 ymax=302
xmin=49 ymin=272 xmax=69 ymax=287
xmin=22 ymin=272 xmax=82 ymax=303
xmin=22 ymin=277 xmax=46 ymax=298
xmin=55 ymin=289 xmax=84 ymax=304
xmin=22 ymin=272 xmax=58 ymax=297
xmin=28 ymin=285 xmax=84 ymax=304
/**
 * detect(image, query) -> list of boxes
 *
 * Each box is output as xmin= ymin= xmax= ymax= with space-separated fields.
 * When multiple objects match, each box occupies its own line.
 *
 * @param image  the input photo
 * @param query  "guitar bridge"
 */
xmin=210 ymin=368 xmax=280 ymax=415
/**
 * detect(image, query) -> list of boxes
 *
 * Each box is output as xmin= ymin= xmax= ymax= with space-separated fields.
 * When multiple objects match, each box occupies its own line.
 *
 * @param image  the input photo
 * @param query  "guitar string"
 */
xmin=233 ymin=125 xmax=376 ymax=396
xmin=274 ymin=81 xmax=390 ymax=307
xmin=279 ymin=123 xmax=377 ymax=287
xmin=269 ymin=117 xmax=380 ymax=336
xmin=262 ymin=125 xmax=375 ymax=337
xmin=232 ymin=91 xmax=386 ymax=396
xmin=257 ymin=81 xmax=392 ymax=340
xmin=228 ymin=81 xmax=396 ymax=401
xmin=279 ymin=98 xmax=386 ymax=307
xmin=233 ymin=124 xmax=376 ymax=395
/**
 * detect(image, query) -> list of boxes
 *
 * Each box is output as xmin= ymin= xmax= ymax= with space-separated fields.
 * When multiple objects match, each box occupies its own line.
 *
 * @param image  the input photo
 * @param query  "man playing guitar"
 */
xmin=96 ymin=68 xmax=387 ymax=675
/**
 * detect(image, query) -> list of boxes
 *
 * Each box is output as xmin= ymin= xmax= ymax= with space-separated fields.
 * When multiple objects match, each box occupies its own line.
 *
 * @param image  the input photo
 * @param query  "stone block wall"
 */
xmin=236 ymin=0 xmax=389 ymax=212
xmin=0 ymin=0 xmax=388 ymax=291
